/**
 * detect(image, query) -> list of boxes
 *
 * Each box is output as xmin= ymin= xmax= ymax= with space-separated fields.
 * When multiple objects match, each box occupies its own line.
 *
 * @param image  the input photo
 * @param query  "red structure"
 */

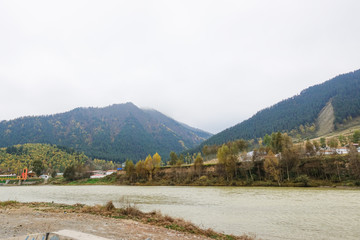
xmin=0 ymin=168 xmax=28 ymax=181
xmin=21 ymin=168 xmax=28 ymax=180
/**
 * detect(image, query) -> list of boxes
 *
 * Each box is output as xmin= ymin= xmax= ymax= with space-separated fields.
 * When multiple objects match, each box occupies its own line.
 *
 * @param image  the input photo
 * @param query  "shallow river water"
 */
xmin=0 ymin=185 xmax=359 ymax=240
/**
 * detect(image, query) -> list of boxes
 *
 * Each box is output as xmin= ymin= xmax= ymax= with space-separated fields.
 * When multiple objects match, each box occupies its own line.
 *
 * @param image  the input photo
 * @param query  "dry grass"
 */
xmin=0 ymin=200 xmax=18 ymax=208
xmin=0 ymin=201 xmax=256 ymax=240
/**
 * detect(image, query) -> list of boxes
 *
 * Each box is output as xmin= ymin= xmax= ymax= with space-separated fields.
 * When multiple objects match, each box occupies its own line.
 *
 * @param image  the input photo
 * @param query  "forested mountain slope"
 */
xmin=0 ymin=103 xmax=211 ymax=162
xmin=200 ymin=69 xmax=360 ymax=147
xmin=0 ymin=143 xmax=88 ymax=174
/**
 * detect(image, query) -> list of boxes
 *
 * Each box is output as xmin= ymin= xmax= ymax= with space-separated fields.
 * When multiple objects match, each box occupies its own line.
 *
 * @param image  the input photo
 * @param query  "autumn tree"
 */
xmin=349 ymin=145 xmax=360 ymax=179
xmin=338 ymin=135 xmax=347 ymax=147
xmin=263 ymin=134 xmax=271 ymax=147
xmin=239 ymin=151 xmax=254 ymax=181
xmin=178 ymin=154 xmax=185 ymax=164
xmin=281 ymin=146 xmax=299 ymax=181
xmin=63 ymin=163 xmax=89 ymax=181
xmin=169 ymin=151 xmax=178 ymax=166
xmin=312 ymin=140 xmax=320 ymax=152
xmin=202 ymin=145 xmax=209 ymax=156
xmin=176 ymin=158 xmax=184 ymax=167
xmin=184 ymin=153 xmax=192 ymax=164
xmin=271 ymin=132 xmax=283 ymax=153
xmin=320 ymin=138 xmax=326 ymax=148
xmin=51 ymin=169 xmax=57 ymax=178
xmin=144 ymin=155 xmax=154 ymax=181
xmin=305 ymin=140 xmax=315 ymax=156
xmin=93 ymin=159 xmax=115 ymax=170
xmin=193 ymin=153 xmax=203 ymax=178
xmin=327 ymin=137 xmax=338 ymax=149
xmin=125 ymin=160 xmax=136 ymax=182
xmin=153 ymin=152 xmax=162 ymax=166
xmin=353 ymin=130 xmax=360 ymax=144
xmin=135 ymin=160 xmax=147 ymax=180
xmin=145 ymin=153 xmax=161 ymax=181
xmin=217 ymin=144 xmax=238 ymax=181
xmin=63 ymin=165 xmax=76 ymax=181
xmin=32 ymin=160 xmax=45 ymax=177
xmin=233 ymin=139 xmax=248 ymax=152
xmin=280 ymin=134 xmax=298 ymax=181
xmin=264 ymin=150 xmax=281 ymax=186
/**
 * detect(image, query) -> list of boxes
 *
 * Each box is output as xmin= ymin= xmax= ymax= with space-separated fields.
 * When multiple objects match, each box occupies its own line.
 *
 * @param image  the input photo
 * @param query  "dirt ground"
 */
xmin=0 ymin=206 xmax=212 ymax=240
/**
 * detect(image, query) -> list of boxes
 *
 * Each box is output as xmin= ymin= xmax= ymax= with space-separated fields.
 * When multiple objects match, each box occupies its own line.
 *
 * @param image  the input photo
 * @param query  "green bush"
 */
xmin=199 ymin=176 xmax=208 ymax=182
xmin=331 ymin=175 xmax=340 ymax=183
xmin=295 ymin=175 xmax=310 ymax=187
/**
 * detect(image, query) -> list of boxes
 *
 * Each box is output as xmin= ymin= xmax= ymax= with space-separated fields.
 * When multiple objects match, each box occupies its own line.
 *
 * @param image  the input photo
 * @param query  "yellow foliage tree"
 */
xmin=264 ymin=150 xmax=281 ymax=186
xmin=135 ymin=160 xmax=147 ymax=180
xmin=144 ymin=153 xmax=161 ymax=181
xmin=217 ymin=144 xmax=238 ymax=181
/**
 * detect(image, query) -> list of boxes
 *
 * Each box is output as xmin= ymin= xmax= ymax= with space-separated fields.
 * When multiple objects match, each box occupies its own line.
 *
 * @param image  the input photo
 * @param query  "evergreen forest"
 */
xmin=0 ymin=103 xmax=211 ymax=162
xmin=197 ymin=69 xmax=360 ymax=149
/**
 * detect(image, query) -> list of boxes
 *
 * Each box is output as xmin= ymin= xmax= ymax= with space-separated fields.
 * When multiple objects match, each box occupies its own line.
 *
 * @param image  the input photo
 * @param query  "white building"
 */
xmin=336 ymin=148 xmax=349 ymax=155
xmin=106 ymin=170 xmax=117 ymax=175
xmin=90 ymin=174 xmax=106 ymax=179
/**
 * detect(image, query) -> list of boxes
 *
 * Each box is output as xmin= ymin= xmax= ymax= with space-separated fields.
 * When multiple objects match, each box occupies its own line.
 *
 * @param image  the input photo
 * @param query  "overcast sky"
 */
xmin=1 ymin=0 xmax=360 ymax=134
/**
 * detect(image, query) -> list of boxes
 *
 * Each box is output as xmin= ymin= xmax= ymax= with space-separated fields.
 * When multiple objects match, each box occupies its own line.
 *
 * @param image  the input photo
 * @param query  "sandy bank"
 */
xmin=0 ymin=206 xmax=211 ymax=240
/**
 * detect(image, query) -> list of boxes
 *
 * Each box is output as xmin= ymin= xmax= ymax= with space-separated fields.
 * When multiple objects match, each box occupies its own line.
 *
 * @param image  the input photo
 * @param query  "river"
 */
xmin=0 ymin=185 xmax=359 ymax=240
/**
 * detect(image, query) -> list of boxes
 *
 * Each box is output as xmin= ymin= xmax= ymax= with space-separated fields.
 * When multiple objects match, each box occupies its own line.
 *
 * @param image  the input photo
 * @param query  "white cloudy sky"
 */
xmin=1 ymin=0 xmax=360 ymax=134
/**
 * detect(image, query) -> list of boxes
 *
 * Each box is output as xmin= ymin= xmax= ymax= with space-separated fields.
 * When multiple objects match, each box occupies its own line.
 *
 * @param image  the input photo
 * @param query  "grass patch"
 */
xmin=51 ymin=174 xmax=118 ymax=185
xmin=0 ymin=200 xmax=18 ymax=207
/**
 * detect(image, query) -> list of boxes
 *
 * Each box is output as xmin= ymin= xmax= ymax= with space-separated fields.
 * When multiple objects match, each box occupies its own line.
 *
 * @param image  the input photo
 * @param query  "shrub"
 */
xmin=63 ymin=164 xmax=90 ymax=181
xmin=331 ymin=175 xmax=340 ymax=183
xmin=295 ymin=175 xmax=310 ymax=187
xmin=105 ymin=201 xmax=115 ymax=211
xmin=199 ymin=176 xmax=208 ymax=182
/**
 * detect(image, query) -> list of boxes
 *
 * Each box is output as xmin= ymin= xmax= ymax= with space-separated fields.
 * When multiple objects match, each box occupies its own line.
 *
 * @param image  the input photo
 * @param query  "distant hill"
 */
xmin=0 ymin=103 xmax=212 ymax=162
xmin=197 ymin=69 xmax=360 ymax=148
xmin=0 ymin=143 xmax=88 ymax=173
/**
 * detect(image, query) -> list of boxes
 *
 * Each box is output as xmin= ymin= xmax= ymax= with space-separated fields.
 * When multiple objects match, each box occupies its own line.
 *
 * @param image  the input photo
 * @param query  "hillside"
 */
xmin=198 ymin=69 xmax=360 ymax=148
xmin=0 ymin=103 xmax=211 ymax=162
xmin=0 ymin=143 xmax=88 ymax=174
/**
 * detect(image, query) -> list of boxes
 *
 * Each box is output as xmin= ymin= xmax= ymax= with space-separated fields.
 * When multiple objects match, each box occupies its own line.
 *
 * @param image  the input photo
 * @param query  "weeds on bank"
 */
xmin=80 ymin=201 xmax=255 ymax=240
xmin=0 ymin=200 xmax=18 ymax=208
xmin=0 ymin=200 xmax=255 ymax=240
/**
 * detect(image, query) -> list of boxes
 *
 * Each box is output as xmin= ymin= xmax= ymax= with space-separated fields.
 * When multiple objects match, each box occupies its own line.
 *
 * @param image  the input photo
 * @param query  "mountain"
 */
xmin=198 ymin=69 xmax=360 ymax=148
xmin=0 ymin=103 xmax=212 ymax=162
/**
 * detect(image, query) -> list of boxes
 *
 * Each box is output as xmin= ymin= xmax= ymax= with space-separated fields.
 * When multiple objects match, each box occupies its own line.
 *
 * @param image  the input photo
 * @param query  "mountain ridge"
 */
xmin=195 ymin=69 xmax=360 ymax=149
xmin=0 ymin=102 xmax=212 ymax=162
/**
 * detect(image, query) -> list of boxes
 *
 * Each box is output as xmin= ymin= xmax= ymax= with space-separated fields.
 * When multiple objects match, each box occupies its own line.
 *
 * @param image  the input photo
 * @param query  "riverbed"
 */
xmin=0 ymin=185 xmax=359 ymax=240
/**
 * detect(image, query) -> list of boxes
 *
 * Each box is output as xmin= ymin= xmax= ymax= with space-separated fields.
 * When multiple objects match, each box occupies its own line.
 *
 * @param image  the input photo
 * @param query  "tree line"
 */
xmin=119 ymin=131 xmax=360 ymax=186
xmin=0 ymin=144 xmax=88 ymax=176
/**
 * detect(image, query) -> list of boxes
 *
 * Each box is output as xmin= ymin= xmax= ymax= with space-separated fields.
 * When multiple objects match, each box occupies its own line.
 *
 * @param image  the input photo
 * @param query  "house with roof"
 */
xmin=90 ymin=174 xmax=106 ymax=179
xmin=106 ymin=170 xmax=117 ymax=175
xmin=336 ymin=147 xmax=349 ymax=155
xmin=324 ymin=149 xmax=335 ymax=155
